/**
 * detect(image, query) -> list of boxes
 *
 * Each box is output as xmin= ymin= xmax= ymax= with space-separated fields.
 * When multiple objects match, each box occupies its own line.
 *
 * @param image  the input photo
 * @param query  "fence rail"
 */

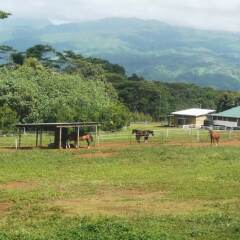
xmin=98 ymin=128 xmax=240 ymax=144
xmin=0 ymin=128 xmax=239 ymax=148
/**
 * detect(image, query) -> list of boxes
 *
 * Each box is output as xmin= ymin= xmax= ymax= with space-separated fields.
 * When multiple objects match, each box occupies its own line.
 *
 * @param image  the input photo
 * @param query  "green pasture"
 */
xmin=0 ymin=138 xmax=239 ymax=239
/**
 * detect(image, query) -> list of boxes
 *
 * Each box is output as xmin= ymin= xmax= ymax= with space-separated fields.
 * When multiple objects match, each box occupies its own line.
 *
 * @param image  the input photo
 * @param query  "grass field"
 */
xmin=0 ymin=124 xmax=239 ymax=239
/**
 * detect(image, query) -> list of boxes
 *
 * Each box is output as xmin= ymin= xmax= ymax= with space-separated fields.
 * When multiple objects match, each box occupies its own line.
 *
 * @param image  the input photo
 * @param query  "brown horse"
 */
xmin=66 ymin=132 xmax=93 ymax=149
xmin=132 ymin=129 xmax=154 ymax=143
xmin=209 ymin=130 xmax=220 ymax=146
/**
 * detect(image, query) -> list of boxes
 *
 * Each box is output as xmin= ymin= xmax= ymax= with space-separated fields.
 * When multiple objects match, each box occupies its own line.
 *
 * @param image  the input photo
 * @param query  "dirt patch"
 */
xmin=52 ymin=187 xmax=240 ymax=217
xmin=0 ymin=181 xmax=35 ymax=190
xmin=97 ymin=140 xmax=240 ymax=150
xmin=53 ymin=187 xmax=213 ymax=216
xmin=167 ymin=140 xmax=240 ymax=148
xmin=98 ymin=142 xmax=139 ymax=149
xmin=0 ymin=202 xmax=11 ymax=215
xmin=98 ymin=142 xmax=162 ymax=151
xmin=0 ymin=148 xmax=18 ymax=152
xmin=79 ymin=152 xmax=115 ymax=159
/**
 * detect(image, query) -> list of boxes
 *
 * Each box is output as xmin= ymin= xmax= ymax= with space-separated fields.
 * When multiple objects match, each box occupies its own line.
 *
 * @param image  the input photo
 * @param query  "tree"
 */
xmin=128 ymin=74 xmax=144 ymax=81
xmin=217 ymin=93 xmax=235 ymax=112
xmin=26 ymin=45 xmax=55 ymax=59
xmin=12 ymin=52 xmax=25 ymax=65
xmin=0 ymin=105 xmax=18 ymax=131
xmin=0 ymin=10 xmax=11 ymax=19
xmin=0 ymin=61 xmax=129 ymax=129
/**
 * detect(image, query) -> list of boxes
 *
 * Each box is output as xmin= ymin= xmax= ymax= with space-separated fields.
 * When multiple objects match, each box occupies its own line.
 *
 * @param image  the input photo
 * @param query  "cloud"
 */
xmin=1 ymin=0 xmax=240 ymax=31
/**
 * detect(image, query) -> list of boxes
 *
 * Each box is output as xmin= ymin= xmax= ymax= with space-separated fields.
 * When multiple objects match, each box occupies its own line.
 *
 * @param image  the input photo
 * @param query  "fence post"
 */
xmin=59 ymin=127 xmax=62 ymax=149
xmin=129 ymin=132 xmax=132 ymax=145
xmin=166 ymin=128 xmax=169 ymax=138
xmin=97 ymin=127 xmax=100 ymax=146
xmin=15 ymin=138 xmax=18 ymax=150
xmin=77 ymin=126 xmax=80 ymax=148
xmin=197 ymin=130 xmax=200 ymax=142
xmin=229 ymin=129 xmax=232 ymax=140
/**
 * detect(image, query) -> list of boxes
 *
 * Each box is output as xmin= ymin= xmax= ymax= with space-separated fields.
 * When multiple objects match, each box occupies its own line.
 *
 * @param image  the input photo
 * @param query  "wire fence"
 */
xmin=98 ymin=128 xmax=240 ymax=145
xmin=0 ymin=128 xmax=240 ymax=148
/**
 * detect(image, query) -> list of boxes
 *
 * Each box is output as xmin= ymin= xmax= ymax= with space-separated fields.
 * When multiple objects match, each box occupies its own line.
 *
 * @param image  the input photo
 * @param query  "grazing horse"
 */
xmin=66 ymin=132 xmax=93 ymax=149
xmin=132 ymin=129 xmax=154 ymax=143
xmin=209 ymin=130 xmax=220 ymax=146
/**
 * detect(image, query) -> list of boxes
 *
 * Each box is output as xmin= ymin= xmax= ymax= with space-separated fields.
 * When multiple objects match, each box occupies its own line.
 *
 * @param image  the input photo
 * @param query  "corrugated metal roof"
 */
xmin=171 ymin=108 xmax=215 ymax=117
xmin=16 ymin=122 xmax=100 ymax=129
xmin=211 ymin=106 xmax=240 ymax=118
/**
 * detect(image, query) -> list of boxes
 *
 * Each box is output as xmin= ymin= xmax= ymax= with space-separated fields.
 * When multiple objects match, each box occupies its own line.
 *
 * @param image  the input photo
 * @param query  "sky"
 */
xmin=1 ymin=0 xmax=240 ymax=32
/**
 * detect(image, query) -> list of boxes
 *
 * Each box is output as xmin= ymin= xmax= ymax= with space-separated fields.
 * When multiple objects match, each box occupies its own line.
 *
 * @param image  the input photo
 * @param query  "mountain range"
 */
xmin=1 ymin=17 xmax=240 ymax=90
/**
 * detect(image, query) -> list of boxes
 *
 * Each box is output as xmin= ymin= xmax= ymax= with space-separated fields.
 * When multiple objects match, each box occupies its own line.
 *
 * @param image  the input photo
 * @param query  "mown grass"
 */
xmin=0 ymin=135 xmax=239 ymax=239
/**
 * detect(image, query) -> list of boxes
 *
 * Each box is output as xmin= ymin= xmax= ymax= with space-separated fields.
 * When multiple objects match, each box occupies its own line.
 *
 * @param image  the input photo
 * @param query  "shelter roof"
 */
xmin=171 ymin=108 xmax=215 ymax=117
xmin=16 ymin=122 xmax=100 ymax=130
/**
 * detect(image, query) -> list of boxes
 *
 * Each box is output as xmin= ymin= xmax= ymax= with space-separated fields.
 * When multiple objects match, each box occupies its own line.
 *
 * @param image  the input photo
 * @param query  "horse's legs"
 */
xmin=66 ymin=140 xmax=70 ymax=149
xmin=144 ymin=136 xmax=148 ymax=143
xmin=136 ymin=135 xmax=140 ymax=143
xmin=86 ymin=139 xmax=90 ymax=149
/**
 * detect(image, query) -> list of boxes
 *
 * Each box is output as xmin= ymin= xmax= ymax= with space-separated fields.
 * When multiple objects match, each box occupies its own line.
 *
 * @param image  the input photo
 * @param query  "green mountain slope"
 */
xmin=1 ymin=18 xmax=240 ymax=90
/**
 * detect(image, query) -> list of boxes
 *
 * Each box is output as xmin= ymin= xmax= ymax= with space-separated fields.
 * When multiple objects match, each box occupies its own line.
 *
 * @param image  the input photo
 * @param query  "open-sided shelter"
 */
xmin=16 ymin=122 xmax=100 ymax=149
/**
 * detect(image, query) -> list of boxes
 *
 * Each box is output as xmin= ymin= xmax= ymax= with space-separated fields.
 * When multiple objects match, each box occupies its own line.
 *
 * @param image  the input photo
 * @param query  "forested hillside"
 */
xmin=1 ymin=44 xmax=240 ymax=130
xmin=1 ymin=18 xmax=240 ymax=89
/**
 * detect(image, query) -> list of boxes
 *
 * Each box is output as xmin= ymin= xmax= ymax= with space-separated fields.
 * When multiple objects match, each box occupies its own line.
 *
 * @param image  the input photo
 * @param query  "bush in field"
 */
xmin=0 ymin=60 xmax=129 ymax=130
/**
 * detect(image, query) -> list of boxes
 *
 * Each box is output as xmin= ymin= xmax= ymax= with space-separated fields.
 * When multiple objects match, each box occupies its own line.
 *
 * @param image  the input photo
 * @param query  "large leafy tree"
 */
xmin=0 ymin=60 xmax=130 ymax=129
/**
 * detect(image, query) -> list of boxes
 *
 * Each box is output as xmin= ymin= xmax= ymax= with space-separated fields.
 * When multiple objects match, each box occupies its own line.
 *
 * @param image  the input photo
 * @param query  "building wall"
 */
xmin=173 ymin=115 xmax=207 ymax=128
xmin=213 ymin=120 xmax=238 ymax=128
xmin=212 ymin=116 xmax=239 ymax=128
xmin=195 ymin=116 xmax=207 ymax=127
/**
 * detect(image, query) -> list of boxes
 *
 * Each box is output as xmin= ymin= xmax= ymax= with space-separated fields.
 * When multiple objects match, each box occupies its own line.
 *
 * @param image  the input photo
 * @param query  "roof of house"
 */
xmin=171 ymin=108 xmax=216 ymax=117
xmin=211 ymin=106 xmax=240 ymax=118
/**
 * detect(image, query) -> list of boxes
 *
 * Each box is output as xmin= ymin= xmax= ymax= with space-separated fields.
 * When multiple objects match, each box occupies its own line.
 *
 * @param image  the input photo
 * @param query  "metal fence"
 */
xmin=0 ymin=128 xmax=240 ymax=148
xmin=98 ymin=128 xmax=240 ymax=145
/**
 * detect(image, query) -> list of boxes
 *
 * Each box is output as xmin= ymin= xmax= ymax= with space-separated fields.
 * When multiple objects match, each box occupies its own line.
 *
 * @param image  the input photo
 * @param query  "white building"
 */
xmin=170 ymin=108 xmax=216 ymax=128
xmin=211 ymin=106 xmax=240 ymax=128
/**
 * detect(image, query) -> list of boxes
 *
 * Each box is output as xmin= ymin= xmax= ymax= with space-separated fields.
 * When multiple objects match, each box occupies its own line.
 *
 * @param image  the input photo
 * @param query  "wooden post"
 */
xmin=95 ymin=125 xmax=98 ymax=147
xmin=40 ymin=129 xmax=43 ymax=147
xmin=197 ymin=130 xmax=200 ymax=142
xmin=36 ymin=128 xmax=39 ymax=147
xmin=97 ymin=126 xmax=100 ymax=146
xmin=15 ymin=138 xmax=18 ymax=150
xmin=166 ymin=128 xmax=169 ymax=138
xmin=59 ymin=127 xmax=62 ymax=149
xmin=18 ymin=128 xmax=22 ymax=149
xmin=77 ymin=126 xmax=80 ymax=148
xmin=229 ymin=129 xmax=232 ymax=140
